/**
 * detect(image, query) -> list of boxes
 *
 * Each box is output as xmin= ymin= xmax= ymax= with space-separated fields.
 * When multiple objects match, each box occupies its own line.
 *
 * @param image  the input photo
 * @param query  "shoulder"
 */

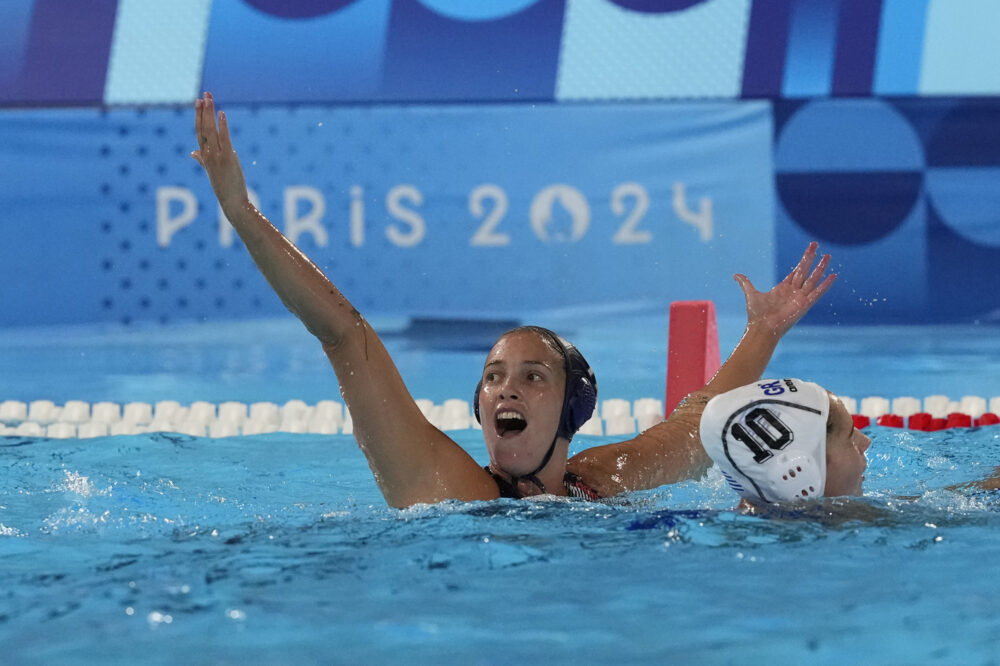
xmin=565 ymin=447 xmax=632 ymax=498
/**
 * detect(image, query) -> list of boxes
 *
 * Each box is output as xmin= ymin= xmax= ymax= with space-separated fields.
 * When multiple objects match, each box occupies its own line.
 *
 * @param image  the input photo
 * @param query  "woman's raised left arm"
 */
xmin=568 ymin=243 xmax=837 ymax=496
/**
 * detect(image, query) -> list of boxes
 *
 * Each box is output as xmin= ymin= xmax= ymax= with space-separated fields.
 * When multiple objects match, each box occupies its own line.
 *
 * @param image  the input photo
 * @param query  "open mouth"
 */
xmin=495 ymin=410 xmax=527 ymax=437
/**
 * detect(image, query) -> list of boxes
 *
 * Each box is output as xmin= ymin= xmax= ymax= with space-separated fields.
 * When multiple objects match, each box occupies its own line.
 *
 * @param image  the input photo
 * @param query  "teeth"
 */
xmin=497 ymin=411 xmax=525 ymax=421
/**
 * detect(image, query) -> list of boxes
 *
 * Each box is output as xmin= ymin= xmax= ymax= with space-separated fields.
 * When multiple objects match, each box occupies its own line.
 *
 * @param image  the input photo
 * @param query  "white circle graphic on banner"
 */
xmin=530 ymin=185 xmax=590 ymax=243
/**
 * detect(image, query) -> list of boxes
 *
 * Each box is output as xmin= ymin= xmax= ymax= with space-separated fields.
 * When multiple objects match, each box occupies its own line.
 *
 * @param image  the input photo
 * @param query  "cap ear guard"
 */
xmin=560 ymin=354 xmax=596 ymax=439
xmin=473 ymin=378 xmax=483 ymax=424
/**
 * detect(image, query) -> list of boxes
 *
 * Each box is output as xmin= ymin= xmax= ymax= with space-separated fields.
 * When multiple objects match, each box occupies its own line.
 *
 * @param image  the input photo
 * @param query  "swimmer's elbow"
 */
xmin=318 ymin=330 xmax=346 ymax=355
xmin=318 ymin=317 xmax=371 ymax=358
xmin=284 ymin=301 xmax=345 ymax=349
xmin=676 ymin=389 xmax=713 ymax=413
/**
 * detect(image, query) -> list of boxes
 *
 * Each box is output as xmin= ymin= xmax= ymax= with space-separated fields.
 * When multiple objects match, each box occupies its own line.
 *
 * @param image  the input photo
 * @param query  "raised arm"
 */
xmin=567 ymin=243 xmax=836 ymax=496
xmin=703 ymin=241 xmax=834 ymax=395
xmin=191 ymin=93 xmax=496 ymax=507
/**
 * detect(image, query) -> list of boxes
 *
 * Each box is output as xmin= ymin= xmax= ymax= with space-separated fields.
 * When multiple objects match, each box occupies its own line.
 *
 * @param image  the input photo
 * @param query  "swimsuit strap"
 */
xmin=486 ymin=466 xmax=520 ymax=498
xmin=563 ymin=471 xmax=603 ymax=501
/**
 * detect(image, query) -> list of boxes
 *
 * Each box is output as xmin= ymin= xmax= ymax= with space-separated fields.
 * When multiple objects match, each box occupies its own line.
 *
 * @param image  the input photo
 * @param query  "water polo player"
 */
xmin=192 ymin=92 xmax=836 ymax=507
xmin=700 ymin=378 xmax=1000 ymax=513
xmin=699 ymin=379 xmax=871 ymax=509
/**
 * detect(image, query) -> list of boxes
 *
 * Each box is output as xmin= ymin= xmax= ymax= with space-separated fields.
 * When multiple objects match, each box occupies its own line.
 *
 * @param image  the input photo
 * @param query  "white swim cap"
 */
xmin=700 ymin=379 xmax=830 ymax=504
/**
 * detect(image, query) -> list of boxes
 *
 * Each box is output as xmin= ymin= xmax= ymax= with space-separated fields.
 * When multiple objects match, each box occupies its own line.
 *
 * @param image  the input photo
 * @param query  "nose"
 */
xmin=498 ymin=375 xmax=521 ymax=400
xmin=856 ymin=430 xmax=872 ymax=453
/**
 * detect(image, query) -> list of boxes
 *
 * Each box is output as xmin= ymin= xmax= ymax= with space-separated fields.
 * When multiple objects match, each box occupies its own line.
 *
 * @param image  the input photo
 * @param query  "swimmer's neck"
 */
xmin=489 ymin=459 xmax=569 ymax=498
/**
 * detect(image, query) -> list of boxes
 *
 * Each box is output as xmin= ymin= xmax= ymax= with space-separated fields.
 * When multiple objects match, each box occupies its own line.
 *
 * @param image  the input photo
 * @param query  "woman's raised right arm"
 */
xmin=192 ymin=92 xmax=352 ymax=345
xmin=190 ymin=92 xmax=497 ymax=507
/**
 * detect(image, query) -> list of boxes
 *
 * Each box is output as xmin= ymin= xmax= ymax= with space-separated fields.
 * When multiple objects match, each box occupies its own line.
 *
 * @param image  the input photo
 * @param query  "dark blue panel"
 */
xmin=242 ymin=0 xmax=356 ymax=18
xmin=741 ymin=0 xmax=794 ymax=97
xmin=925 ymin=100 xmax=1000 ymax=167
xmin=17 ymin=0 xmax=118 ymax=104
xmin=380 ymin=0 xmax=565 ymax=102
xmin=608 ymin=0 xmax=707 ymax=12
xmin=927 ymin=205 xmax=1000 ymax=321
xmin=776 ymin=172 xmax=922 ymax=245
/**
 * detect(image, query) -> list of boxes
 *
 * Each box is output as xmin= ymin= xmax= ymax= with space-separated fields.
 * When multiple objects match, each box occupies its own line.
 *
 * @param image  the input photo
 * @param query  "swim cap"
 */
xmin=474 ymin=326 xmax=597 ymax=441
xmin=700 ymin=379 xmax=830 ymax=504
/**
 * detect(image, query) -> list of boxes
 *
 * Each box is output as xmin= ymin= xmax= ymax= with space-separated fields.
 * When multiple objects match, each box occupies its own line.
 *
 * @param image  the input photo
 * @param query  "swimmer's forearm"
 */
xmin=703 ymin=323 xmax=779 ymax=396
xmin=570 ymin=327 xmax=781 ymax=493
xmin=607 ymin=318 xmax=784 ymax=490
xmin=225 ymin=199 xmax=356 ymax=345
xmin=945 ymin=466 xmax=1000 ymax=492
xmin=194 ymin=93 xmax=358 ymax=346
xmin=569 ymin=399 xmax=712 ymax=493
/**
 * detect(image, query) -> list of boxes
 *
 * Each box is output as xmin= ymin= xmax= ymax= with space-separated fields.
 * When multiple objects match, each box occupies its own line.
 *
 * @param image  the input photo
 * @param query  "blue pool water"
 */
xmin=3 ymin=313 xmax=1000 ymax=663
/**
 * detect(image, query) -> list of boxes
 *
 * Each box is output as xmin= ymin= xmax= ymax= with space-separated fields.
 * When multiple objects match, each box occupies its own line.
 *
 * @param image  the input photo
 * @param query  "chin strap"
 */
xmin=495 ymin=433 xmax=561 ymax=497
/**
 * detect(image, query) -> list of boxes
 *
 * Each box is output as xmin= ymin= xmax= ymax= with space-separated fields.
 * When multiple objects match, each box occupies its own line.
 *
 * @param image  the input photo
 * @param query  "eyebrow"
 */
xmin=484 ymin=359 xmax=553 ymax=370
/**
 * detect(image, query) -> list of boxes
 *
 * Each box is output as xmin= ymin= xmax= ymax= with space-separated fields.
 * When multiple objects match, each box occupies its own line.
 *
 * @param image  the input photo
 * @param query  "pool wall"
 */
xmin=2 ymin=1 xmax=1000 ymax=328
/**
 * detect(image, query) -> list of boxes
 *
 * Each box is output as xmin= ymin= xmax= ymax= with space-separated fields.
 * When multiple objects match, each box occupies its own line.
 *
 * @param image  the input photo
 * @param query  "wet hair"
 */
xmin=473 ymin=326 xmax=597 ymax=440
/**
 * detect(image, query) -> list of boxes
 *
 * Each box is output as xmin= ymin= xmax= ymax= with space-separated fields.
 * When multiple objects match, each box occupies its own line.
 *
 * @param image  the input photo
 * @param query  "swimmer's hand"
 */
xmin=735 ymin=241 xmax=836 ymax=339
xmin=191 ymin=91 xmax=250 ymax=214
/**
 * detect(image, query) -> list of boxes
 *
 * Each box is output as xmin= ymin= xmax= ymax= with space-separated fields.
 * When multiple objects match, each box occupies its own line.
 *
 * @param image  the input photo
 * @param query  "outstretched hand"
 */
xmin=191 ymin=91 xmax=249 ymax=213
xmin=734 ymin=242 xmax=836 ymax=339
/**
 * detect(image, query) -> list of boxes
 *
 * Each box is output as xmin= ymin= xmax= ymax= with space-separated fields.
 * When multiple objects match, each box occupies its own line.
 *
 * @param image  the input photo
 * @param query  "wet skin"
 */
xmin=824 ymin=393 xmax=872 ymax=496
xmin=478 ymin=330 xmax=567 ymax=479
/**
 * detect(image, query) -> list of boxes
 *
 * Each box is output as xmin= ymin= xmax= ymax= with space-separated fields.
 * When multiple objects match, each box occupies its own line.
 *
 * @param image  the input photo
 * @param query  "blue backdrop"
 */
xmin=0 ymin=102 xmax=773 ymax=326
xmin=1 ymin=0 xmax=999 ymax=326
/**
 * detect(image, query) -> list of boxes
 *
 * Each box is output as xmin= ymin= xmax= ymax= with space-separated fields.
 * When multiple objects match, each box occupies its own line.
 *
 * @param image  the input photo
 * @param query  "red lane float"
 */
xmin=876 ymin=414 xmax=904 ymax=428
xmin=977 ymin=413 xmax=1000 ymax=426
xmin=854 ymin=411 xmax=1000 ymax=430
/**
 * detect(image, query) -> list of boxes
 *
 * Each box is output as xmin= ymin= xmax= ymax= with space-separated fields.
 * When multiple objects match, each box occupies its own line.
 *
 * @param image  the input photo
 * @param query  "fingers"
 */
xmin=204 ymin=92 xmax=217 ymax=150
xmin=733 ymin=273 xmax=757 ymax=297
xmin=194 ymin=96 xmax=202 ymax=139
xmin=802 ymin=252 xmax=831 ymax=291
xmin=195 ymin=91 xmax=219 ymax=154
xmin=807 ymin=272 xmax=837 ymax=303
xmin=195 ymin=98 xmax=208 ymax=152
xmin=788 ymin=241 xmax=818 ymax=285
xmin=218 ymin=110 xmax=232 ymax=153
